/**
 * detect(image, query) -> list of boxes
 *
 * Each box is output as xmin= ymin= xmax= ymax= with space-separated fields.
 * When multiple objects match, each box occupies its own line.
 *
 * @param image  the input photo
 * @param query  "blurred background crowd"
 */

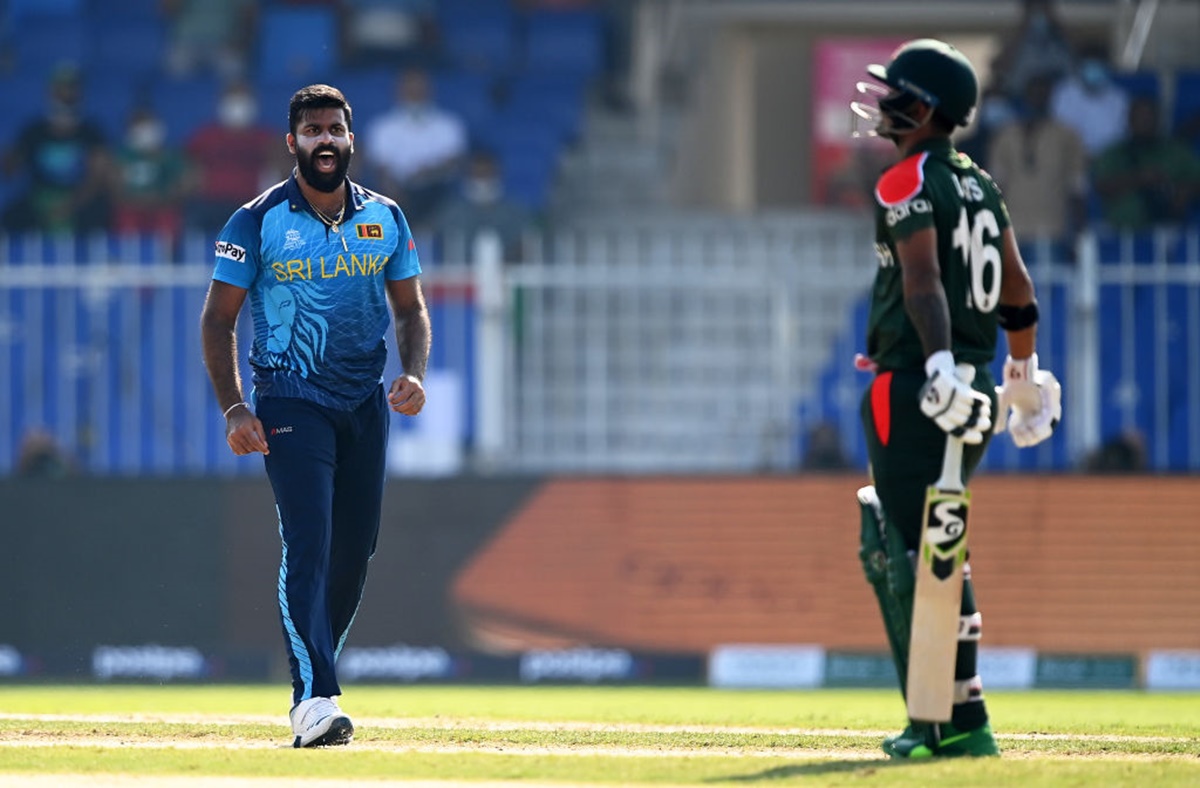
xmin=4 ymin=0 xmax=1200 ymax=478
xmin=0 ymin=0 xmax=626 ymax=260
xmin=3 ymin=0 xmax=1200 ymax=258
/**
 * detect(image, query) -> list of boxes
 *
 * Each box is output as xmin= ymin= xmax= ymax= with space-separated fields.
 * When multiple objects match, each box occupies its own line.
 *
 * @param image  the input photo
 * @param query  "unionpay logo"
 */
xmin=215 ymin=241 xmax=247 ymax=263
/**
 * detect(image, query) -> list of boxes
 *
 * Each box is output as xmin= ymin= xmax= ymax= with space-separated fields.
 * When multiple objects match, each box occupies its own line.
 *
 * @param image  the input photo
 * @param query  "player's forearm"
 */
xmin=394 ymin=305 xmax=431 ymax=382
xmin=200 ymin=316 xmax=246 ymax=411
xmin=905 ymin=289 xmax=952 ymax=358
xmin=1005 ymin=326 xmax=1037 ymax=360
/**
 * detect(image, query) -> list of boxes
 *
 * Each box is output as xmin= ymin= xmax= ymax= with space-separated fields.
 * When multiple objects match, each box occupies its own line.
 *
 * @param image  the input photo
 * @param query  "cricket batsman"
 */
xmin=849 ymin=39 xmax=1062 ymax=758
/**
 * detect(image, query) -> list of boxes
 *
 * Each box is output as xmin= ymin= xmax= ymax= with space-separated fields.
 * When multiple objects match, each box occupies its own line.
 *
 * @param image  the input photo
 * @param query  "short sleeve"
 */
xmin=385 ymin=204 xmax=422 ymax=281
xmin=211 ymin=208 xmax=261 ymax=290
xmin=875 ymin=152 xmax=935 ymax=241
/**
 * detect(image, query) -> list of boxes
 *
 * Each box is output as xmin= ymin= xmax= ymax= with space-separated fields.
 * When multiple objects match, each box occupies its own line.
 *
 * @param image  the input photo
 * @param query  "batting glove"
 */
xmin=995 ymin=354 xmax=1062 ymax=448
xmin=918 ymin=351 xmax=993 ymax=444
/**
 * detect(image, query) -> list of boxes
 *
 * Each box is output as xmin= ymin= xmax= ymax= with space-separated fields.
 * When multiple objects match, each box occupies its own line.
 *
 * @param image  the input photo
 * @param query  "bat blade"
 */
xmin=906 ymin=479 xmax=970 ymax=723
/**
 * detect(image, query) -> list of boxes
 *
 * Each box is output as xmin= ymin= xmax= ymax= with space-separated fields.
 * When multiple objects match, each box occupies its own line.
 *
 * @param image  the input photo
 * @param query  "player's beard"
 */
xmin=297 ymin=143 xmax=352 ymax=193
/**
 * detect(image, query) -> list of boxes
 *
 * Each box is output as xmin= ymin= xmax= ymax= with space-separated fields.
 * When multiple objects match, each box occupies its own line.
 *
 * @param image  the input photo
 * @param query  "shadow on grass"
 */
xmin=707 ymin=758 xmax=916 ymax=782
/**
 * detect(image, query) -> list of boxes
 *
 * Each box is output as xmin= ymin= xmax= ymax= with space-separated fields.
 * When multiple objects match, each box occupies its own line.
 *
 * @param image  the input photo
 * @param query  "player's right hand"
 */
xmin=225 ymin=405 xmax=269 ymax=455
xmin=918 ymin=351 xmax=992 ymax=444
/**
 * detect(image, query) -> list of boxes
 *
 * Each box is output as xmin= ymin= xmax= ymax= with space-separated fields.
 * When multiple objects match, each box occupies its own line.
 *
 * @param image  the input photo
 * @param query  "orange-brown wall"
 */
xmin=452 ymin=475 xmax=1200 ymax=656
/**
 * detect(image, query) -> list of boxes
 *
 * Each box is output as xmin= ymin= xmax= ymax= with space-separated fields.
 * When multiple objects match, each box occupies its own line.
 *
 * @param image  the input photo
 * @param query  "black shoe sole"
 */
xmin=293 ymin=716 xmax=354 ymax=748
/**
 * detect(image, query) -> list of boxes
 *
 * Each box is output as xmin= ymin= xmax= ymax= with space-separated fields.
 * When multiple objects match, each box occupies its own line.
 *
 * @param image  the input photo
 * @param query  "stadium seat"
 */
xmin=7 ymin=0 xmax=82 ymax=20
xmin=257 ymin=6 xmax=340 ymax=84
xmin=88 ymin=16 xmax=166 ymax=82
xmin=522 ymin=9 xmax=604 ymax=78
xmin=440 ymin=13 xmax=517 ymax=75
xmin=1172 ymin=69 xmax=1200 ymax=149
xmin=12 ymin=18 xmax=87 ymax=75
xmin=83 ymin=75 xmax=143 ymax=143
xmin=503 ymin=72 xmax=587 ymax=143
xmin=334 ymin=68 xmax=400 ymax=129
xmin=150 ymin=75 xmax=224 ymax=146
xmin=431 ymin=70 xmax=498 ymax=139
xmin=85 ymin=0 xmax=161 ymax=20
xmin=1109 ymin=70 xmax=1160 ymax=102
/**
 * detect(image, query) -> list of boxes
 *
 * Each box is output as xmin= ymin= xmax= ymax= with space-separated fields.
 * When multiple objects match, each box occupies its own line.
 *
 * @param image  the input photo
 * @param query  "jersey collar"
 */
xmin=906 ymin=136 xmax=955 ymax=159
xmin=284 ymin=170 xmax=366 ymax=220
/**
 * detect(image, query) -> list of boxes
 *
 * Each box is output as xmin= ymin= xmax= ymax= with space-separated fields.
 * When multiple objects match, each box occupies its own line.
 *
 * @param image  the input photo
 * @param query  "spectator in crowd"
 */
xmin=956 ymin=84 xmax=1021 ymax=171
xmin=1 ymin=63 xmax=112 ymax=235
xmin=362 ymin=68 xmax=469 ymax=229
xmin=987 ymin=71 xmax=1088 ymax=254
xmin=1083 ymin=429 xmax=1146 ymax=473
xmin=184 ymin=82 xmax=289 ymax=235
xmin=801 ymin=421 xmax=851 ymax=472
xmin=341 ymin=0 xmax=438 ymax=68
xmin=990 ymin=0 xmax=1075 ymax=105
xmin=1092 ymin=96 xmax=1200 ymax=230
xmin=1050 ymin=45 xmax=1131 ymax=158
xmin=110 ymin=107 xmax=191 ymax=248
xmin=162 ymin=0 xmax=257 ymax=80
xmin=16 ymin=428 xmax=72 ymax=478
xmin=434 ymin=148 xmax=535 ymax=263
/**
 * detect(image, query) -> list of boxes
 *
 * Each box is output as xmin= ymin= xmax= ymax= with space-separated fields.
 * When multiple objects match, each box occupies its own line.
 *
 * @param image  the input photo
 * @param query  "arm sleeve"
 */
xmin=386 ymin=204 xmax=422 ymax=280
xmin=211 ymin=208 xmax=261 ymax=289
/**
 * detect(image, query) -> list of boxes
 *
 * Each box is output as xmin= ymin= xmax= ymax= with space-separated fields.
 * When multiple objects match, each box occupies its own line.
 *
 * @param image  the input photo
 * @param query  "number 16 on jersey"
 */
xmin=907 ymin=436 xmax=970 ymax=723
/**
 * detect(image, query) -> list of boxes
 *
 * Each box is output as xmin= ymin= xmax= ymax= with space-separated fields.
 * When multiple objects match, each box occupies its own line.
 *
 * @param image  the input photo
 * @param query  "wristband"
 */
xmin=223 ymin=401 xmax=249 ymax=419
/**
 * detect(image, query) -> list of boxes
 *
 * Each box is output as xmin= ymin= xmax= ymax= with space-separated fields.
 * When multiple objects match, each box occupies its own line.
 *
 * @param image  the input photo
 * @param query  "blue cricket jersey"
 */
xmin=211 ymin=173 xmax=421 ymax=410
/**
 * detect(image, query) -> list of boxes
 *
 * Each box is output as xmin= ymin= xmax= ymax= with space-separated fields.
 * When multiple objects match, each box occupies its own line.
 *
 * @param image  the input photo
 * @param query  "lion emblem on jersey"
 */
xmin=264 ymin=281 xmax=332 ymax=377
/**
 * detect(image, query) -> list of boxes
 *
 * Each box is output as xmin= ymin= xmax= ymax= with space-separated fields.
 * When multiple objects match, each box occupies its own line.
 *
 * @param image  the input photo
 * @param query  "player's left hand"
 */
xmin=388 ymin=374 xmax=426 ymax=415
xmin=994 ymin=354 xmax=1062 ymax=447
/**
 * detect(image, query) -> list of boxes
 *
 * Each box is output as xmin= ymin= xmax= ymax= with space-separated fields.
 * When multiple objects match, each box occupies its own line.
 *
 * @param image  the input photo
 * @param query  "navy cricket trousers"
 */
xmin=258 ymin=385 xmax=388 ymax=705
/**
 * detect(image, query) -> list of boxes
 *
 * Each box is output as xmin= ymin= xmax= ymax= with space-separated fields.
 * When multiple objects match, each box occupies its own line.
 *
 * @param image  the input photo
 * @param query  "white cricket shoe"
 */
xmin=290 ymin=696 xmax=354 ymax=748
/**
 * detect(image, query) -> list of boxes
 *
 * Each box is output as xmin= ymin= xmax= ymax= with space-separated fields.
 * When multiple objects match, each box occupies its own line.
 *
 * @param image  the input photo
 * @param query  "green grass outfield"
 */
xmin=0 ymin=685 xmax=1198 ymax=786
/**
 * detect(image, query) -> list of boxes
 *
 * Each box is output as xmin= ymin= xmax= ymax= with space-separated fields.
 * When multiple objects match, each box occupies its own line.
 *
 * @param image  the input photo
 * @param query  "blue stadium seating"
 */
xmin=1110 ymin=70 xmax=1160 ymax=102
xmin=82 ymin=73 xmax=144 ymax=143
xmin=1171 ymin=69 xmax=1200 ymax=136
xmin=504 ymin=71 xmax=588 ymax=143
xmin=474 ymin=114 xmax=563 ymax=209
xmin=87 ymin=15 xmax=166 ymax=81
xmin=431 ymin=70 xmax=498 ymax=141
xmin=257 ymin=6 xmax=341 ymax=84
xmin=522 ymin=9 xmax=604 ymax=78
xmin=7 ymin=0 xmax=82 ymax=20
xmin=12 ymin=17 xmax=88 ymax=74
xmin=331 ymin=67 xmax=398 ymax=132
xmin=440 ymin=12 xmax=518 ymax=75
xmin=150 ymin=75 xmax=224 ymax=145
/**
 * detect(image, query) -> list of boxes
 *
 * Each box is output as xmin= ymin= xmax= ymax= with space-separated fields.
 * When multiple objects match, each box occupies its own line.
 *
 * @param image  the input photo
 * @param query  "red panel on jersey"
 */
xmin=871 ymin=371 xmax=892 ymax=447
xmin=874 ymin=152 xmax=928 ymax=207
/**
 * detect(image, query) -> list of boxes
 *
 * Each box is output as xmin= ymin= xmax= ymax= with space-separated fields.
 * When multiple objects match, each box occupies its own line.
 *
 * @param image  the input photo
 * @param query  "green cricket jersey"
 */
xmin=866 ymin=137 xmax=1011 ymax=371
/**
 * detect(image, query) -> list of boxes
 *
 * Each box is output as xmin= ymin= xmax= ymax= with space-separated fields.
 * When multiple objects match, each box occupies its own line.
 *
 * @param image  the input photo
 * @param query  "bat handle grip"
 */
xmin=935 ymin=436 xmax=965 ymax=492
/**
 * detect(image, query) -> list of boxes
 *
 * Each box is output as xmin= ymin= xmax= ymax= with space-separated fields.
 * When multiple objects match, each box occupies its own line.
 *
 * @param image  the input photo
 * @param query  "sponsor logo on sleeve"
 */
xmin=356 ymin=223 xmax=384 ymax=239
xmin=885 ymin=198 xmax=932 ymax=228
xmin=215 ymin=241 xmax=247 ymax=263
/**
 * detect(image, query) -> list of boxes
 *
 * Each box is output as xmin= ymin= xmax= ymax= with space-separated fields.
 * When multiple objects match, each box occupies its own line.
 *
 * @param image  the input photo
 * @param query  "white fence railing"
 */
xmin=2 ymin=223 xmax=1199 ymax=475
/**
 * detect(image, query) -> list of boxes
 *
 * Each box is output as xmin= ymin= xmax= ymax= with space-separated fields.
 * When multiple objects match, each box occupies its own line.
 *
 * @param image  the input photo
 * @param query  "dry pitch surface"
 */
xmin=3 ymin=694 xmax=1199 ymax=788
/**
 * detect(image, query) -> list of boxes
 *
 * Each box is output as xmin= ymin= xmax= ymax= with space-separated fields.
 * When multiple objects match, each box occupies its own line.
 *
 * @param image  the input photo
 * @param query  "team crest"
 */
xmin=356 ymin=223 xmax=384 ymax=239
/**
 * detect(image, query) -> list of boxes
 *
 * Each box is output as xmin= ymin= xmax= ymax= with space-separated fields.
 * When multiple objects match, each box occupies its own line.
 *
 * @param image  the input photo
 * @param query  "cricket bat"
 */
xmin=906 ymin=434 xmax=970 ymax=723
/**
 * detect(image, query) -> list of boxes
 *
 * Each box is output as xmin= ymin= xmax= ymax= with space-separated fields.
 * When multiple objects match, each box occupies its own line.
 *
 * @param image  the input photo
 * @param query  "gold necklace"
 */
xmin=312 ymin=201 xmax=349 ymax=251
